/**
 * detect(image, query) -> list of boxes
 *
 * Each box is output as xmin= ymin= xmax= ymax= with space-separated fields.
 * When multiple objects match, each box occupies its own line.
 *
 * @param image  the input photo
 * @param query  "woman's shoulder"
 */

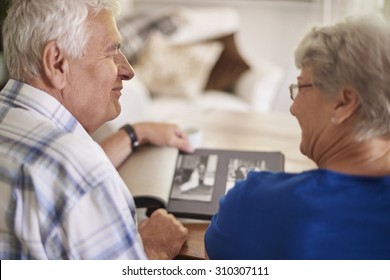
xmin=236 ymin=168 xmax=390 ymax=199
xmin=243 ymin=169 xmax=321 ymax=186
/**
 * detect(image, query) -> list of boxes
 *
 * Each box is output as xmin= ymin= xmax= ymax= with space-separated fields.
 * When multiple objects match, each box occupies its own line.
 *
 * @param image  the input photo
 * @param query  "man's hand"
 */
xmin=138 ymin=209 xmax=189 ymax=260
xmin=133 ymin=122 xmax=194 ymax=153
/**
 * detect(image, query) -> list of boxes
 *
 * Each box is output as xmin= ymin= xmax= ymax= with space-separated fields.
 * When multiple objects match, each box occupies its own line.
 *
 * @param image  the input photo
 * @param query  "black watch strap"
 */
xmin=120 ymin=124 xmax=140 ymax=151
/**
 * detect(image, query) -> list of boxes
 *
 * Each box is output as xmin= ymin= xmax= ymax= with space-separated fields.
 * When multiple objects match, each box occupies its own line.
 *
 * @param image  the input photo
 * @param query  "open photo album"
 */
xmin=118 ymin=146 xmax=285 ymax=220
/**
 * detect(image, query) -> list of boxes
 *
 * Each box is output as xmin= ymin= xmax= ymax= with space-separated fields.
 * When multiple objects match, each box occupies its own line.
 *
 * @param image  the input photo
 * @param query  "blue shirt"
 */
xmin=205 ymin=169 xmax=390 ymax=259
xmin=0 ymin=80 xmax=146 ymax=259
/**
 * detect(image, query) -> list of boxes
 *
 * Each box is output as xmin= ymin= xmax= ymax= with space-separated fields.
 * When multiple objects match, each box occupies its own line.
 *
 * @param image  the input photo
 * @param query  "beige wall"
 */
xmin=118 ymin=0 xmax=134 ymax=18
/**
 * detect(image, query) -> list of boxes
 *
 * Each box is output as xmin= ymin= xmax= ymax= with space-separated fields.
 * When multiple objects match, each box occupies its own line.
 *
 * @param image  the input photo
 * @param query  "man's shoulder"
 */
xmin=1 ymin=109 xmax=112 ymax=181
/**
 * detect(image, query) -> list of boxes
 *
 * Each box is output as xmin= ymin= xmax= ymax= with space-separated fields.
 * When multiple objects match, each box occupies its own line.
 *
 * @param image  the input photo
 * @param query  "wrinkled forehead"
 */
xmin=84 ymin=10 xmax=121 ymax=51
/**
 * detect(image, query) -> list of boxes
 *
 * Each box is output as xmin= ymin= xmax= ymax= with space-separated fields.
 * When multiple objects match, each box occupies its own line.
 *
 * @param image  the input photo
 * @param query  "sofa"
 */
xmin=90 ymin=6 xmax=283 ymax=142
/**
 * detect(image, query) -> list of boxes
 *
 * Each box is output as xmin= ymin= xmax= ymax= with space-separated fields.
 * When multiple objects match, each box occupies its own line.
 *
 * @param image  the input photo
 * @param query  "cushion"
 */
xmin=116 ymin=8 xmax=186 ymax=62
xmin=205 ymin=33 xmax=251 ymax=91
xmin=167 ymin=7 xmax=241 ymax=45
xmin=132 ymin=33 xmax=223 ymax=99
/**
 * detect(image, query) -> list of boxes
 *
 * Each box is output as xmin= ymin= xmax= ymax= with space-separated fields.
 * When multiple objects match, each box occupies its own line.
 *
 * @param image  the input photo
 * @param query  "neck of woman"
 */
xmin=318 ymin=135 xmax=390 ymax=177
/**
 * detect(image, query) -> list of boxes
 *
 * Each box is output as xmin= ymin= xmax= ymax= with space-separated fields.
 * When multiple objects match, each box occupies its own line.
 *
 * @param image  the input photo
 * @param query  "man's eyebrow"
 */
xmin=106 ymin=42 xmax=121 ymax=52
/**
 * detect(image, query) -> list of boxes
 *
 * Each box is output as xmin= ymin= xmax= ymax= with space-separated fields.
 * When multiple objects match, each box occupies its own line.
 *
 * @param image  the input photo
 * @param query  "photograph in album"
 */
xmin=170 ymin=153 xmax=218 ymax=203
xmin=118 ymin=146 xmax=285 ymax=219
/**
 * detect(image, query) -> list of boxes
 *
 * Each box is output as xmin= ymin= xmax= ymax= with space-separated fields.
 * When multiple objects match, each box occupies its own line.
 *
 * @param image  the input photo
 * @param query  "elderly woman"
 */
xmin=205 ymin=14 xmax=390 ymax=260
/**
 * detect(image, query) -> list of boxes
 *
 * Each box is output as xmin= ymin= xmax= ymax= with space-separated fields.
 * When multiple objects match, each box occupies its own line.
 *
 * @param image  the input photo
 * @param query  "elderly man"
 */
xmin=0 ymin=0 xmax=191 ymax=259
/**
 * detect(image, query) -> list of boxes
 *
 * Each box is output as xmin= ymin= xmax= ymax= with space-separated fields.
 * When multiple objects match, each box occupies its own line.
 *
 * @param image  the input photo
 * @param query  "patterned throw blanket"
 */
xmin=117 ymin=8 xmax=185 ymax=63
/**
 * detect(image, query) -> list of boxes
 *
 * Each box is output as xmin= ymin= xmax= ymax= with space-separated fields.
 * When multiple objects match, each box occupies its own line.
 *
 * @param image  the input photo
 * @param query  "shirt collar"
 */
xmin=1 ymin=79 xmax=90 ymax=139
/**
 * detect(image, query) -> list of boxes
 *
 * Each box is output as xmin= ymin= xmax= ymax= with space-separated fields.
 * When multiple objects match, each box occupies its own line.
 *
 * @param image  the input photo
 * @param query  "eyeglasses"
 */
xmin=289 ymin=83 xmax=314 ymax=100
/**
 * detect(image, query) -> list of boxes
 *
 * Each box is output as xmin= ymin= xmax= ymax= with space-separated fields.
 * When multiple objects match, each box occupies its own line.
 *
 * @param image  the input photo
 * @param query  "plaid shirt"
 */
xmin=0 ymin=80 xmax=146 ymax=259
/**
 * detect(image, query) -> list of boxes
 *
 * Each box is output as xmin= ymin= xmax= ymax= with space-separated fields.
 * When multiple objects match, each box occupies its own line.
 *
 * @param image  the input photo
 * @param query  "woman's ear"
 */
xmin=41 ymin=41 xmax=68 ymax=90
xmin=331 ymin=86 xmax=360 ymax=125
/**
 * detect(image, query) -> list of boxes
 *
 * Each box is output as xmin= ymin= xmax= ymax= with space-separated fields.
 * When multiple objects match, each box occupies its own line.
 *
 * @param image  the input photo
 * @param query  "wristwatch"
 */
xmin=120 ymin=124 xmax=140 ymax=151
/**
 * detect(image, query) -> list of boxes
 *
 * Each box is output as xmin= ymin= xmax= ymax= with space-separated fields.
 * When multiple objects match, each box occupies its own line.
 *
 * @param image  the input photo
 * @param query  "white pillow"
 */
xmin=233 ymin=62 xmax=284 ymax=113
xmin=133 ymin=33 xmax=223 ymax=99
xmin=168 ymin=7 xmax=241 ymax=45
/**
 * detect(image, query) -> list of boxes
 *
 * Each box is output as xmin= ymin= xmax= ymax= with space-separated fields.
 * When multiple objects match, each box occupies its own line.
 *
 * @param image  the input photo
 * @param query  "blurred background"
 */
xmin=1 ymin=0 xmax=389 ymax=122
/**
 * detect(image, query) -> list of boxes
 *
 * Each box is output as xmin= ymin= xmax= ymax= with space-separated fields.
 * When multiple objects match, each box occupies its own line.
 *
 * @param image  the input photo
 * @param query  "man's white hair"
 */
xmin=2 ymin=0 xmax=120 ymax=81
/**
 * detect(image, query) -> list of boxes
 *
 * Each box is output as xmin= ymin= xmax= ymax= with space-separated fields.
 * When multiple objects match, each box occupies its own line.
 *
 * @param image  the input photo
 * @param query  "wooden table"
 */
xmin=163 ymin=109 xmax=316 ymax=260
xmin=176 ymin=223 xmax=209 ymax=260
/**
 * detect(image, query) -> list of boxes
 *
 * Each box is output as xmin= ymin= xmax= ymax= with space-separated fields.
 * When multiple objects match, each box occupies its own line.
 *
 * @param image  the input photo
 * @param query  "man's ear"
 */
xmin=331 ymin=86 xmax=360 ymax=125
xmin=42 ymin=41 xmax=68 ymax=90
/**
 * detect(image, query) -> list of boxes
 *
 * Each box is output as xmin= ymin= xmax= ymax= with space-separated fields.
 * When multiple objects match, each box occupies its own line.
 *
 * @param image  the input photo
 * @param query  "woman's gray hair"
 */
xmin=294 ymin=14 xmax=390 ymax=140
xmin=2 ymin=0 xmax=120 ymax=81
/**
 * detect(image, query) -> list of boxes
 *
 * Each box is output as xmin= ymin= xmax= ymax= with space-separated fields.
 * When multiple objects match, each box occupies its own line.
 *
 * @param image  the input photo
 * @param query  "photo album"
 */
xmin=118 ymin=146 xmax=285 ymax=220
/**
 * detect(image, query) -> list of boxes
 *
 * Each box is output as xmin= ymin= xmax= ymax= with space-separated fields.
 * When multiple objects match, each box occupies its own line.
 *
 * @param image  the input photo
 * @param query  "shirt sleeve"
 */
xmin=58 ymin=175 xmax=147 ymax=259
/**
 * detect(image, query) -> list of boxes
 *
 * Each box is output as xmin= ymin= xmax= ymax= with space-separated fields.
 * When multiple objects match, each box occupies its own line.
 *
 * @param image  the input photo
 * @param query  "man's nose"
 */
xmin=118 ymin=52 xmax=134 ymax=80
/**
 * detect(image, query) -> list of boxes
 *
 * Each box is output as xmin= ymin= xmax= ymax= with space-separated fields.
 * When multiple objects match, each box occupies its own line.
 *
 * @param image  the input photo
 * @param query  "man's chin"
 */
xmin=107 ymin=111 xmax=121 ymax=122
xmin=111 ymin=103 xmax=121 ymax=119
xmin=99 ymin=110 xmax=121 ymax=128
